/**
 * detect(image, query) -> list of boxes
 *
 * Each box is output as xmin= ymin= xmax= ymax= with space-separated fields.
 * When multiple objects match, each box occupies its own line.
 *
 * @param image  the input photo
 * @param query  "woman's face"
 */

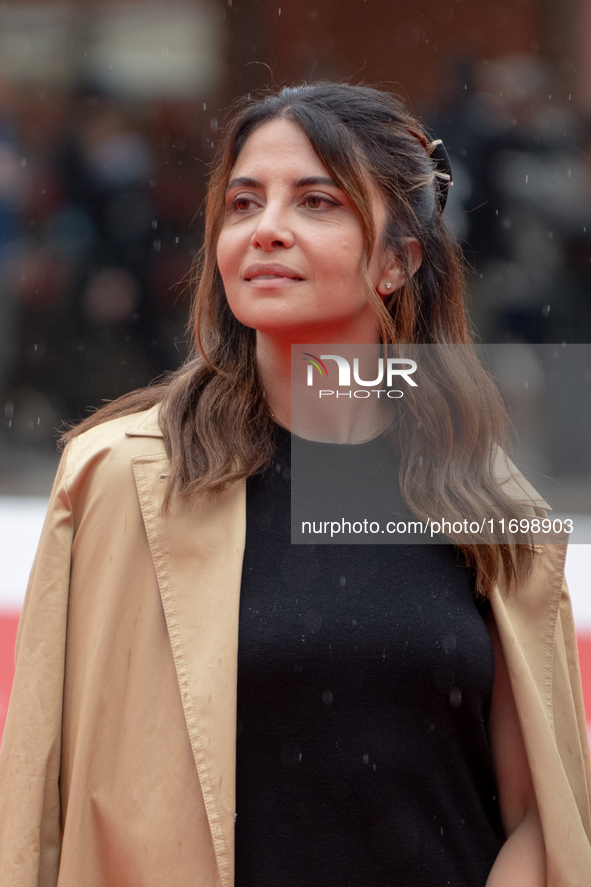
xmin=216 ymin=118 xmax=395 ymax=345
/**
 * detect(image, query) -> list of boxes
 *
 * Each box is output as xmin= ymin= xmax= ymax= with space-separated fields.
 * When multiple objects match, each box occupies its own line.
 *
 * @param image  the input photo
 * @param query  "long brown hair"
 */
xmin=63 ymin=83 xmax=536 ymax=597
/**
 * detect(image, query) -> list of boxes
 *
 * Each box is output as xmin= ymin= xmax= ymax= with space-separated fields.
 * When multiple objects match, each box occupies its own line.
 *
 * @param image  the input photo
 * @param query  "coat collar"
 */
xmin=125 ymin=405 xmax=164 ymax=438
xmin=128 ymin=414 xmax=245 ymax=887
xmin=492 ymin=448 xmax=552 ymax=511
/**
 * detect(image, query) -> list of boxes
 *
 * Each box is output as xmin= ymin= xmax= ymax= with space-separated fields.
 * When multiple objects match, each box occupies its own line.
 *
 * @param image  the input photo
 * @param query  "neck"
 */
xmin=256 ymin=333 xmax=390 ymax=444
xmin=256 ymin=334 xmax=292 ymax=429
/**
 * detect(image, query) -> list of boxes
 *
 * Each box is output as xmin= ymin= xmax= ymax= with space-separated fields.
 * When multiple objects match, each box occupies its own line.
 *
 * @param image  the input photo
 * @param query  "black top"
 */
xmin=235 ymin=428 xmax=503 ymax=887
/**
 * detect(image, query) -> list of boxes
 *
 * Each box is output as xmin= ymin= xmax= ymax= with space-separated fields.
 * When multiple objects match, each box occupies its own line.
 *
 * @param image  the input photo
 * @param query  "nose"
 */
xmin=251 ymin=201 xmax=295 ymax=251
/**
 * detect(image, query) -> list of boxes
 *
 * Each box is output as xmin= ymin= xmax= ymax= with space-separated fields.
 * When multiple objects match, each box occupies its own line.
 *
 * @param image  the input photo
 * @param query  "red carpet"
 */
xmin=0 ymin=613 xmax=20 ymax=741
xmin=578 ymin=633 xmax=591 ymax=727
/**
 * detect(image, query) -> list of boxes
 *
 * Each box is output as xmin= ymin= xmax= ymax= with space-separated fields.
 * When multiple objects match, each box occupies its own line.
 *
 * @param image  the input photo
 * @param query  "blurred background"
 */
xmin=0 ymin=0 xmax=590 ymax=740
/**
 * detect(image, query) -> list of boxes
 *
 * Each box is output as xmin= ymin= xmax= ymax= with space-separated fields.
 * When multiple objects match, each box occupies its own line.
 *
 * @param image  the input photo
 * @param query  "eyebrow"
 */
xmin=225 ymin=175 xmax=340 ymax=192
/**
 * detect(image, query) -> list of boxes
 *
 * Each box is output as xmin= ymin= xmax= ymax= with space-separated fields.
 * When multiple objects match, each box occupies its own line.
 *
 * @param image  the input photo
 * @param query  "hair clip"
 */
xmin=405 ymin=129 xmax=453 ymax=213
xmin=426 ymin=138 xmax=453 ymax=213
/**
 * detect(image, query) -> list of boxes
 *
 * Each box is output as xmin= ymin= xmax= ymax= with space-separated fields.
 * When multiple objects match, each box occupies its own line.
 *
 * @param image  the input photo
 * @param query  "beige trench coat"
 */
xmin=0 ymin=406 xmax=590 ymax=886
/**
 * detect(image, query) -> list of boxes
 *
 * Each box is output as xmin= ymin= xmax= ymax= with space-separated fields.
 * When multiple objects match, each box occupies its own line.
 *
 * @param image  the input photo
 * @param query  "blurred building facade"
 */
xmin=0 ymin=0 xmax=590 ymax=494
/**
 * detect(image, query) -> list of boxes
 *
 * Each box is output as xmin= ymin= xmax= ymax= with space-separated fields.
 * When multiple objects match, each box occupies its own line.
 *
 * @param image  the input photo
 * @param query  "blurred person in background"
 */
xmin=0 ymin=83 xmax=590 ymax=887
xmin=433 ymin=54 xmax=591 ymax=345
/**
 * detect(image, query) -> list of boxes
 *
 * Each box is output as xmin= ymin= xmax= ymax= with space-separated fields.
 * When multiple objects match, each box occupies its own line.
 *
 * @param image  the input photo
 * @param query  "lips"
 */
xmin=243 ymin=263 xmax=304 ymax=281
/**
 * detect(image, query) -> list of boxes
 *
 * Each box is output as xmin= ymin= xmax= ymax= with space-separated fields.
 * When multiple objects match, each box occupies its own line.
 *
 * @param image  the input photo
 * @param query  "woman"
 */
xmin=0 ymin=83 xmax=590 ymax=886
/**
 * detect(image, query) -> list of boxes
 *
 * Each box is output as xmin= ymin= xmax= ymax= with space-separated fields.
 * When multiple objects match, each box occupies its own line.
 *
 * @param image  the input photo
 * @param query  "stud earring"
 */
xmin=384 ymin=282 xmax=393 ymax=290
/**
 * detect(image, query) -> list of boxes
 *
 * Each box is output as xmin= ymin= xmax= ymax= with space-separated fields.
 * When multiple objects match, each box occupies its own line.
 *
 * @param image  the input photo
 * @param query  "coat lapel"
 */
xmin=131 ymin=444 xmax=246 ymax=887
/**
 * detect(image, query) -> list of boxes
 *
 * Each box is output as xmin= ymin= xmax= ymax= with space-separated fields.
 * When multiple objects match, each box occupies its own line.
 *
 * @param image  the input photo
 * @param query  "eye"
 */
xmin=231 ymin=196 xmax=255 ymax=212
xmin=303 ymin=194 xmax=339 ymax=210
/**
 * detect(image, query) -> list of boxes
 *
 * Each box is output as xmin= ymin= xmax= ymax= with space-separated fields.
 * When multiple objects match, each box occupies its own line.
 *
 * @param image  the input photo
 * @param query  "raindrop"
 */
xmin=153 ymin=239 xmax=161 ymax=252
xmin=362 ymin=753 xmax=369 ymax=764
xmin=525 ymin=174 xmax=528 ymax=184
xmin=278 ymin=7 xmax=281 ymax=14
xmin=4 ymin=402 xmax=13 ymax=419
xmin=441 ymin=632 xmax=456 ymax=654
xmin=203 ymin=102 xmax=207 ymax=110
xmin=210 ymin=118 xmax=218 ymax=133
xmin=542 ymin=305 xmax=551 ymax=317
xmin=339 ymin=575 xmax=346 ymax=587
xmin=322 ymin=689 xmax=333 ymax=705
xmin=152 ymin=220 xmax=158 ymax=230
xmin=449 ymin=687 xmax=462 ymax=708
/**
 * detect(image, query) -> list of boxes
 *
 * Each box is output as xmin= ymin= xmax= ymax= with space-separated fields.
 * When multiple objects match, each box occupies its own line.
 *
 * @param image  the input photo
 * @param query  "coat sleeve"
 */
xmin=0 ymin=444 xmax=74 ymax=887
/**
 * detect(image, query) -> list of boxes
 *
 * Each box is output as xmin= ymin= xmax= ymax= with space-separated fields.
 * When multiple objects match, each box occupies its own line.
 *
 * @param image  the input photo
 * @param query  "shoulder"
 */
xmin=63 ymin=405 xmax=168 ymax=508
xmin=67 ymin=405 xmax=165 ymax=465
xmin=491 ymin=447 xmax=551 ymax=513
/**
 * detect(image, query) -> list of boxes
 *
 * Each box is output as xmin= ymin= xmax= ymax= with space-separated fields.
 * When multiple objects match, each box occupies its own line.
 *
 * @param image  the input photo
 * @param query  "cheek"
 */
xmin=215 ymin=231 xmax=235 ymax=280
xmin=320 ymin=239 xmax=366 ymax=287
xmin=216 ymin=221 xmax=249 ymax=271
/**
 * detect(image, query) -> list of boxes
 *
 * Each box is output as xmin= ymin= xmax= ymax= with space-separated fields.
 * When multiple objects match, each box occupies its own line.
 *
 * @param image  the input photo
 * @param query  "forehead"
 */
xmin=230 ymin=118 xmax=330 ymax=179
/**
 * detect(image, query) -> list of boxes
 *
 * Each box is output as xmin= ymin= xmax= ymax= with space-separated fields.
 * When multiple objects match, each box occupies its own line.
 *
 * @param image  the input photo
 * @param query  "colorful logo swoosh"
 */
xmin=302 ymin=352 xmax=329 ymax=376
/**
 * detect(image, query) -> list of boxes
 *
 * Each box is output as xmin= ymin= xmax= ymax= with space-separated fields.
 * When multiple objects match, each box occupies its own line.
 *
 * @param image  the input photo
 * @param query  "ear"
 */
xmin=376 ymin=238 xmax=422 ymax=298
